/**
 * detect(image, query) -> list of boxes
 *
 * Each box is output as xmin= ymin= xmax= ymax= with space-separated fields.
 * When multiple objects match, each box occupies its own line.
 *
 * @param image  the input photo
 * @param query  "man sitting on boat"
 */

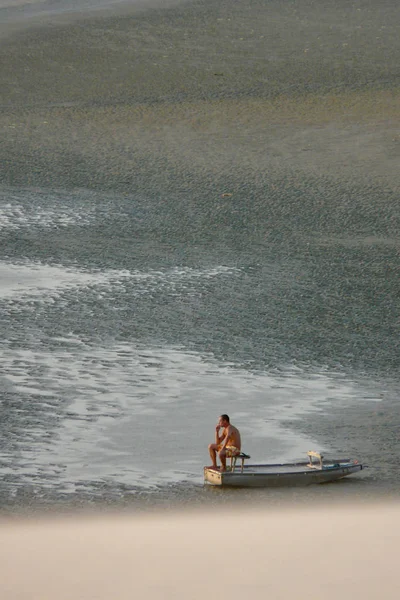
xmin=208 ymin=414 xmax=241 ymax=472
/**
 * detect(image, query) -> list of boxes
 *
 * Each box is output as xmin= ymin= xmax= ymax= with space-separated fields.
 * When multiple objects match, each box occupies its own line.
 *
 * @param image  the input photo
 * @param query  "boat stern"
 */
xmin=204 ymin=467 xmax=223 ymax=486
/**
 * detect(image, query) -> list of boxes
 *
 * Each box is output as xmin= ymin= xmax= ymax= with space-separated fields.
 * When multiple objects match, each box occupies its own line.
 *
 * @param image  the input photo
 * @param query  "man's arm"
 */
xmin=215 ymin=426 xmax=225 ymax=445
xmin=219 ymin=426 xmax=232 ymax=450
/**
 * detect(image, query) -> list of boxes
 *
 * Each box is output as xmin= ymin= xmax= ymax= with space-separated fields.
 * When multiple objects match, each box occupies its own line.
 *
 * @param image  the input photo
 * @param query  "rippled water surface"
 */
xmin=0 ymin=183 xmax=398 ymax=513
xmin=1 ymin=0 xmax=399 ymax=513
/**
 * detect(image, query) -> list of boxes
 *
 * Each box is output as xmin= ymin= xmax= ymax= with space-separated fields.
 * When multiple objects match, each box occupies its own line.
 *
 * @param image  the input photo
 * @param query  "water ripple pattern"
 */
xmin=0 ymin=184 xmax=395 ymax=505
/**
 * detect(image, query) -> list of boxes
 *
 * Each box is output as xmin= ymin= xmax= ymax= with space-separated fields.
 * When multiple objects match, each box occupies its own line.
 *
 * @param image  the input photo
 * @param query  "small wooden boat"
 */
xmin=204 ymin=451 xmax=363 ymax=487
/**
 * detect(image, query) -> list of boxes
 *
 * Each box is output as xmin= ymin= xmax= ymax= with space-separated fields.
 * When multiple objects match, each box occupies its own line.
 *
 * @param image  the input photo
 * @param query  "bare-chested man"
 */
xmin=208 ymin=414 xmax=241 ymax=472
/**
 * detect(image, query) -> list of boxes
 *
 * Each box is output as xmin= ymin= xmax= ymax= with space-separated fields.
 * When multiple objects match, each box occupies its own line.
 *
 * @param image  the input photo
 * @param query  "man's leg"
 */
xmin=208 ymin=443 xmax=219 ymax=469
xmin=219 ymin=449 xmax=227 ymax=472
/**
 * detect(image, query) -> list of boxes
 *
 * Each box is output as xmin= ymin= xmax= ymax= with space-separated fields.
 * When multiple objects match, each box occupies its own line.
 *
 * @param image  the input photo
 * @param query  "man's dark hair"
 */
xmin=220 ymin=414 xmax=230 ymax=423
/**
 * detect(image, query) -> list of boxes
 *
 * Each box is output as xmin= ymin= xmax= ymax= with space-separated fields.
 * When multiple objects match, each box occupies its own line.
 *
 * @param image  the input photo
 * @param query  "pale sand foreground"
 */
xmin=1 ymin=503 xmax=398 ymax=599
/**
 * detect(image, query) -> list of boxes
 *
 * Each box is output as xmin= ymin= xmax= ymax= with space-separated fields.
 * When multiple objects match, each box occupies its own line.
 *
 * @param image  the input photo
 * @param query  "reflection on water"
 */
xmin=1 ymin=335 xmax=373 ymax=489
xmin=0 ymin=212 xmax=395 ymax=510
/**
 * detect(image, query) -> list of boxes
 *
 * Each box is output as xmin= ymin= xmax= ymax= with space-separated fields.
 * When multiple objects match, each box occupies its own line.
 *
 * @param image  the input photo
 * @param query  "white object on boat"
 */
xmin=204 ymin=451 xmax=363 ymax=487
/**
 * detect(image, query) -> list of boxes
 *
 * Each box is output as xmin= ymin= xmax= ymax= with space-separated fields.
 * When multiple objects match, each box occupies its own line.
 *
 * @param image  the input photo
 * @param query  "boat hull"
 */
xmin=204 ymin=461 xmax=363 ymax=487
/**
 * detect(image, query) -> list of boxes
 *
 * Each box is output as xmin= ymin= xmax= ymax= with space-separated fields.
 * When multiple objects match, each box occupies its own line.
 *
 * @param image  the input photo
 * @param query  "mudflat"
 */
xmin=1 ymin=0 xmax=399 ymax=192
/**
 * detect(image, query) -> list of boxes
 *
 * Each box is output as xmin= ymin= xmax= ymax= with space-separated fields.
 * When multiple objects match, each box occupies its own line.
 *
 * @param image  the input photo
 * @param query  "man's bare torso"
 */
xmin=223 ymin=425 xmax=241 ymax=450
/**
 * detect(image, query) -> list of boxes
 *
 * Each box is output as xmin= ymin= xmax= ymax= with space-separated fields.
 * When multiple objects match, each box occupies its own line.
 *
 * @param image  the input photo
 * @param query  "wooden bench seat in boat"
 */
xmin=230 ymin=452 xmax=251 ymax=472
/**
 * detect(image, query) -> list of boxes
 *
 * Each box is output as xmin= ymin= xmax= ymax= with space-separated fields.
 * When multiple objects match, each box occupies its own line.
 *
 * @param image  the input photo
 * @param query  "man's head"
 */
xmin=219 ymin=414 xmax=230 ymax=427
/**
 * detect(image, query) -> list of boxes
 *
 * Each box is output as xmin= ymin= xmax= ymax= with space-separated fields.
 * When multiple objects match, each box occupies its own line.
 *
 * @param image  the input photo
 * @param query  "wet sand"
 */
xmin=1 ymin=0 xmax=399 ymax=193
xmin=1 ymin=503 xmax=399 ymax=599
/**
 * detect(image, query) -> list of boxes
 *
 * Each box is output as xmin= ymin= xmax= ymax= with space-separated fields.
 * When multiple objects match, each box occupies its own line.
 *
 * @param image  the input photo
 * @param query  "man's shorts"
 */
xmin=218 ymin=445 xmax=240 ymax=457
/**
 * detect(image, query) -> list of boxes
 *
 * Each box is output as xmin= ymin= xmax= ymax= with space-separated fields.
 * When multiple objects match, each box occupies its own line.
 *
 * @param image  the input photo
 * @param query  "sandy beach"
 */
xmin=1 ymin=502 xmax=400 ymax=599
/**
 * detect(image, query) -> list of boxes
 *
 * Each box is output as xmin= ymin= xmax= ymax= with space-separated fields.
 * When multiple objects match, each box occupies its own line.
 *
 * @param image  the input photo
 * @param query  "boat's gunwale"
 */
xmin=203 ymin=460 xmax=363 ymax=487
xmin=204 ymin=460 xmax=360 ymax=475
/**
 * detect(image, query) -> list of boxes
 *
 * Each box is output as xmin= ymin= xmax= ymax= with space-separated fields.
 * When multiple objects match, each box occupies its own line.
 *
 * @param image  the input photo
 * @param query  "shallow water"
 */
xmin=0 ymin=183 xmax=398 ymax=513
xmin=0 ymin=0 xmax=399 ymax=514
